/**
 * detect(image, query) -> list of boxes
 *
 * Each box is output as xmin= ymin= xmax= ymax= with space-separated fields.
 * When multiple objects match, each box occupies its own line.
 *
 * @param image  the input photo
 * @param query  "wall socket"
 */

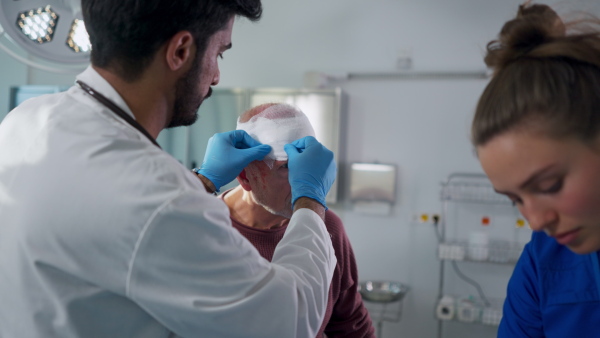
xmin=412 ymin=212 xmax=441 ymax=225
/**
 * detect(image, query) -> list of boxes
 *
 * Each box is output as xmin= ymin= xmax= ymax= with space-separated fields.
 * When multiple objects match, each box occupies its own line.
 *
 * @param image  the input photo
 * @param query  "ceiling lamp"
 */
xmin=0 ymin=0 xmax=90 ymax=73
xmin=17 ymin=6 xmax=59 ymax=44
xmin=66 ymin=19 xmax=91 ymax=53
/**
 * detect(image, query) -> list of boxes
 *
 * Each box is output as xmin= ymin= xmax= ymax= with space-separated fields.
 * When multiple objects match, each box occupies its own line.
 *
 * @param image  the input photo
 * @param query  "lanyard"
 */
xmin=76 ymin=80 xmax=161 ymax=148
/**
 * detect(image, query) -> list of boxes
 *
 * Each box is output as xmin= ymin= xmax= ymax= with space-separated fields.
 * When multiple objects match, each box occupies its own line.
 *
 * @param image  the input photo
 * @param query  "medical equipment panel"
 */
xmin=435 ymin=173 xmax=531 ymax=338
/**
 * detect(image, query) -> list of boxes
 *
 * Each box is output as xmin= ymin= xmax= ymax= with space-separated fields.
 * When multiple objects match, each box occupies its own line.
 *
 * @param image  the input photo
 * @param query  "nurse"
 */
xmin=472 ymin=3 xmax=600 ymax=337
xmin=0 ymin=0 xmax=337 ymax=337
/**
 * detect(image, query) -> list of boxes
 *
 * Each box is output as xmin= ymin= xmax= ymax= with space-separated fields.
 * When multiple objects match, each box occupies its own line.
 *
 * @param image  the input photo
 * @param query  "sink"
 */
xmin=358 ymin=280 xmax=409 ymax=303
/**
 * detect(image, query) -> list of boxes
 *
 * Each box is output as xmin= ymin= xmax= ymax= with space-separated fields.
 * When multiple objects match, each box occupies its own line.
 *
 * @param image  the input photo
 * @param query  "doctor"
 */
xmin=0 ymin=0 xmax=337 ymax=337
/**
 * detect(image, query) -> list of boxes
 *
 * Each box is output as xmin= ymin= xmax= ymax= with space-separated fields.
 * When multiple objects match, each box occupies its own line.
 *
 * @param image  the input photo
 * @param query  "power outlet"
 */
xmin=412 ymin=212 xmax=441 ymax=225
xmin=515 ymin=218 xmax=530 ymax=229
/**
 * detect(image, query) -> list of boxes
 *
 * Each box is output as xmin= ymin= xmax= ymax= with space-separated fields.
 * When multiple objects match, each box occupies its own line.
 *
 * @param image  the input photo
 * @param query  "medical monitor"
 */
xmin=9 ymin=85 xmax=69 ymax=111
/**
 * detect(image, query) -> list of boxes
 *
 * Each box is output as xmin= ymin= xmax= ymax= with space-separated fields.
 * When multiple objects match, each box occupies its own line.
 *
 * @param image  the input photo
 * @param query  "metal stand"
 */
xmin=363 ymin=299 xmax=404 ymax=338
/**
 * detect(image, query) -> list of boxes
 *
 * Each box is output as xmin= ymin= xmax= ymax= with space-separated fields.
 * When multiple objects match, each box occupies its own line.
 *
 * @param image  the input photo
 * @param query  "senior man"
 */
xmin=220 ymin=103 xmax=376 ymax=337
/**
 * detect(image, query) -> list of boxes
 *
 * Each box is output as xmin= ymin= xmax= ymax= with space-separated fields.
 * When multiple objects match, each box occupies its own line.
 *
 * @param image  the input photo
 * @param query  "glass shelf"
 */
xmin=438 ymin=241 xmax=524 ymax=265
xmin=440 ymin=173 xmax=512 ymax=205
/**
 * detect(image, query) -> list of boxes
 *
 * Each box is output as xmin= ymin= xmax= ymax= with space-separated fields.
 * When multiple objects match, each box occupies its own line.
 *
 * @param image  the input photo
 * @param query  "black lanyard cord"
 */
xmin=76 ymin=80 xmax=161 ymax=148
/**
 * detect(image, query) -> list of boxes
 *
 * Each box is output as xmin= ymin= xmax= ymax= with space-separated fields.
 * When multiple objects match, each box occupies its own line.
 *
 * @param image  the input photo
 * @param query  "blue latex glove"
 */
xmin=199 ymin=130 xmax=271 ymax=191
xmin=284 ymin=136 xmax=336 ymax=208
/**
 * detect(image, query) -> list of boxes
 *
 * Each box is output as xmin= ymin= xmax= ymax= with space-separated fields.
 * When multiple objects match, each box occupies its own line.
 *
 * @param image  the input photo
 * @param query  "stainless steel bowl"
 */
xmin=358 ymin=280 xmax=409 ymax=303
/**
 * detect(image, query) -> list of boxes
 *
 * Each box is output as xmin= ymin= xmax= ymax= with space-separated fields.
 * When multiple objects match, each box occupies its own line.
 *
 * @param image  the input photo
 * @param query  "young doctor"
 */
xmin=0 ymin=1 xmax=337 ymax=337
xmin=472 ymin=2 xmax=600 ymax=337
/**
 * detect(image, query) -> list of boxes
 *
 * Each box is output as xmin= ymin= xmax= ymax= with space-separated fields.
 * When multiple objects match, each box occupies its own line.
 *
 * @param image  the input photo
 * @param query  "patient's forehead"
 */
xmin=249 ymin=159 xmax=287 ymax=167
xmin=248 ymin=159 xmax=287 ymax=174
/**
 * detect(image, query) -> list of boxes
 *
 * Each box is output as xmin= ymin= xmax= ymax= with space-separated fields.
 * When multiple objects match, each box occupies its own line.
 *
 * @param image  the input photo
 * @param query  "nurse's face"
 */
xmin=478 ymin=129 xmax=600 ymax=254
xmin=245 ymin=160 xmax=293 ymax=219
xmin=168 ymin=17 xmax=234 ymax=128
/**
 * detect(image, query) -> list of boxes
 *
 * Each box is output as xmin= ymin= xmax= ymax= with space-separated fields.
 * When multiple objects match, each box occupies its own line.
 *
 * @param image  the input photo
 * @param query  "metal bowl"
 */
xmin=358 ymin=280 xmax=409 ymax=303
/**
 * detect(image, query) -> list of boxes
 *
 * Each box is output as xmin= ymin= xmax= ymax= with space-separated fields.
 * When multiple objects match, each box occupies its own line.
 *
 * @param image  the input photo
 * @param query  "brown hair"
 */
xmin=471 ymin=2 xmax=600 ymax=146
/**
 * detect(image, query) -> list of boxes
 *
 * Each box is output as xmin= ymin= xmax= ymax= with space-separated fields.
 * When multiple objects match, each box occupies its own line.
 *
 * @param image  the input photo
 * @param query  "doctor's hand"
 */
xmin=284 ymin=136 xmax=336 ymax=209
xmin=199 ymin=130 xmax=271 ymax=192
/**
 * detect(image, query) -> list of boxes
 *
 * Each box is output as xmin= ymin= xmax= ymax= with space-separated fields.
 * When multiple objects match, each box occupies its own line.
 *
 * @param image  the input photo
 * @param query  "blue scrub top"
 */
xmin=499 ymin=231 xmax=600 ymax=337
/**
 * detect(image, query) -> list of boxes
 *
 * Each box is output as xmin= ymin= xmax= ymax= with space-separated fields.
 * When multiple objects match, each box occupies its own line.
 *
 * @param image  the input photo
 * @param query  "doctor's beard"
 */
xmin=167 ymin=56 xmax=210 ymax=128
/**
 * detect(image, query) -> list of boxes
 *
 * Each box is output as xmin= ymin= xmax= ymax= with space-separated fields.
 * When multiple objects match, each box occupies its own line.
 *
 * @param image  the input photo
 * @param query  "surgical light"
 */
xmin=0 ymin=0 xmax=90 ymax=72
xmin=16 ymin=6 xmax=58 ymax=44
xmin=66 ymin=19 xmax=91 ymax=53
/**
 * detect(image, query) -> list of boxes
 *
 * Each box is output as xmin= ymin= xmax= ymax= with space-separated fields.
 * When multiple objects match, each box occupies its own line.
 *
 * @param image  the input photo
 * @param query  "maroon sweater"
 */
xmin=220 ymin=195 xmax=375 ymax=337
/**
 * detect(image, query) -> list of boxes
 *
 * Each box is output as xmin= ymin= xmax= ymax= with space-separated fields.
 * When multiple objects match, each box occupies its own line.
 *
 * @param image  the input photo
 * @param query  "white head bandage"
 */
xmin=236 ymin=103 xmax=315 ymax=168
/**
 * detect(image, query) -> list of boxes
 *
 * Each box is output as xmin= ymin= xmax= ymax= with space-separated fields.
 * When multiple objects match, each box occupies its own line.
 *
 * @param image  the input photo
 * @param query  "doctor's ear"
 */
xmin=165 ymin=31 xmax=194 ymax=71
xmin=237 ymin=169 xmax=252 ymax=191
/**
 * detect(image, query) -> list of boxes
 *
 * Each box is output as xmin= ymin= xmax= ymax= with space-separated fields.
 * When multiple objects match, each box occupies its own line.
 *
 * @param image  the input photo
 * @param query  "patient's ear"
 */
xmin=237 ymin=169 xmax=252 ymax=191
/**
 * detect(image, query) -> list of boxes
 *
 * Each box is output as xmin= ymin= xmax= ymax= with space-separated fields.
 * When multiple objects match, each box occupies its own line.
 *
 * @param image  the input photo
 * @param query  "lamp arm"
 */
xmin=0 ymin=30 xmax=87 ymax=74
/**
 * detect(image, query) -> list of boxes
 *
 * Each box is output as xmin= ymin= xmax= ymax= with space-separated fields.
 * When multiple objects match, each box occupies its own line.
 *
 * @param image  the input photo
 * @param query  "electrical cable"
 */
xmin=451 ymin=261 xmax=491 ymax=307
xmin=432 ymin=215 xmax=443 ymax=242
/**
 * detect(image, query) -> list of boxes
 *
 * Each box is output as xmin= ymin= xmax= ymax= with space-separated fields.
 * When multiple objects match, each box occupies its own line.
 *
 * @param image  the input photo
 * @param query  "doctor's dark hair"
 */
xmin=81 ymin=0 xmax=262 ymax=82
xmin=471 ymin=3 xmax=600 ymax=146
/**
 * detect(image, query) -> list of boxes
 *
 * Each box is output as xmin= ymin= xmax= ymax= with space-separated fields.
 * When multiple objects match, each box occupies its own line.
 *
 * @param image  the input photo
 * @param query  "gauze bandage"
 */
xmin=236 ymin=103 xmax=315 ymax=168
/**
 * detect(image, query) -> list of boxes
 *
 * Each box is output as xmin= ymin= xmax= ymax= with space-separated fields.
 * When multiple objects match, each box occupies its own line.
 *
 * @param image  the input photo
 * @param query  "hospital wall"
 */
xmin=0 ymin=0 xmax=586 ymax=337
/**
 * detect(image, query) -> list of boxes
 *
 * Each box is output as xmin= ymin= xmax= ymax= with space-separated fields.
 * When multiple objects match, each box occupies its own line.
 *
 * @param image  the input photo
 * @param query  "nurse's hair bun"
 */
xmin=472 ymin=2 xmax=600 ymax=147
xmin=485 ymin=2 xmax=567 ymax=72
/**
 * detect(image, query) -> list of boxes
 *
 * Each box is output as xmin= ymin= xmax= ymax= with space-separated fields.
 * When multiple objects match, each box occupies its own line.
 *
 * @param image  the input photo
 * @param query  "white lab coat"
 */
xmin=0 ymin=67 xmax=336 ymax=338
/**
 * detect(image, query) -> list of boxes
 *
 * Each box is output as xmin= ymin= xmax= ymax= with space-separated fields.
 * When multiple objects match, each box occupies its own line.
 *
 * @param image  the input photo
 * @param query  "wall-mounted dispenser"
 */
xmin=349 ymin=163 xmax=397 ymax=215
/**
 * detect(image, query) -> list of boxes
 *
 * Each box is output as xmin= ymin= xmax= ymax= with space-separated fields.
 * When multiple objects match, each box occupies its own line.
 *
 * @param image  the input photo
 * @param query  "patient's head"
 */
xmin=236 ymin=103 xmax=315 ymax=218
xmin=237 ymin=103 xmax=315 ymax=165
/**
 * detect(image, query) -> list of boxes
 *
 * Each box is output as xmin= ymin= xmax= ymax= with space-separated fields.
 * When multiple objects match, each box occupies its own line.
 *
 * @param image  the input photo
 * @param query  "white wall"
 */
xmin=1 ymin=0 xmax=592 ymax=337
xmin=220 ymin=0 xmax=518 ymax=87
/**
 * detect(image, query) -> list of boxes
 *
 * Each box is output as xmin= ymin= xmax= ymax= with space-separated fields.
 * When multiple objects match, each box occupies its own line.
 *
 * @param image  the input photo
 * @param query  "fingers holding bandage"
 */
xmin=285 ymin=136 xmax=336 ymax=209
